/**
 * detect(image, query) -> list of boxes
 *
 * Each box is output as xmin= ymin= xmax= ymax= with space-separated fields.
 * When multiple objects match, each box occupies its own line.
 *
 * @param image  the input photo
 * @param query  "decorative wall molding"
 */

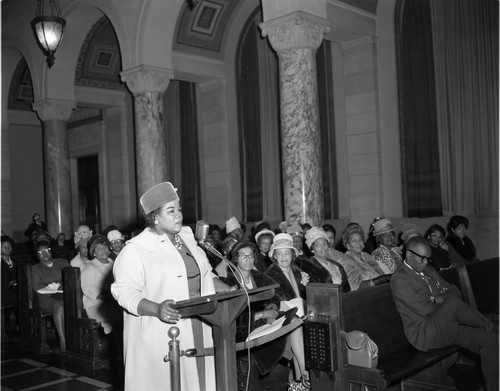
xmin=340 ymin=35 xmax=377 ymax=50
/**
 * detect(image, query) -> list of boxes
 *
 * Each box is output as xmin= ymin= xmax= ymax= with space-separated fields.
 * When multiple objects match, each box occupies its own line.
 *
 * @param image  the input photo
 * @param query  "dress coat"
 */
xmin=296 ymin=256 xmax=350 ymax=292
xmin=264 ymin=261 xmax=305 ymax=302
xmin=111 ymin=227 xmax=216 ymax=391
xmin=224 ymin=269 xmax=284 ymax=375
xmin=390 ymin=262 xmax=461 ymax=351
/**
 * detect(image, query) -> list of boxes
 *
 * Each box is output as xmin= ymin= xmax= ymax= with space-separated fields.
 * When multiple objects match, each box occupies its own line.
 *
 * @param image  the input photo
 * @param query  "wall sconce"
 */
xmin=31 ymin=0 xmax=66 ymax=68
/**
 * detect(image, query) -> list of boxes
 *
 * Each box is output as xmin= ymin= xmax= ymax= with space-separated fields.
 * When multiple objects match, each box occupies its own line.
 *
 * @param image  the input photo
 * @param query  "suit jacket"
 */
xmin=390 ymin=262 xmax=461 ymax=351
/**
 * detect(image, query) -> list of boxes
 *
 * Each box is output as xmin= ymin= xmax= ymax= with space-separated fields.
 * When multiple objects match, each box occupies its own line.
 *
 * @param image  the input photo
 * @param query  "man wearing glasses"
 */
xmin=391 ymin=236 xmax=498 ymax=391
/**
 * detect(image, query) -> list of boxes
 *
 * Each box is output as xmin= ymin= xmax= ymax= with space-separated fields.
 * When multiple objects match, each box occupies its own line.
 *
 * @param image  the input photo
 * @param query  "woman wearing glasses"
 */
xmin=223 ymin=240 xmax=282 ymax=390
xmin=31 ymin=242 xmax=69 ymax=352
xmin=425 ymin=224 xmax=452 ymax=271
xmin=336 ymin=223 xmax=391 ymax=291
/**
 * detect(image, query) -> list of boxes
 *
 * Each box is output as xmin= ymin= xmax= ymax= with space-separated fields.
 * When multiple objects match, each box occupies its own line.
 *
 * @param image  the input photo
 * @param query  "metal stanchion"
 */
xmin=164 ymin=326 xmax=198 ymax=391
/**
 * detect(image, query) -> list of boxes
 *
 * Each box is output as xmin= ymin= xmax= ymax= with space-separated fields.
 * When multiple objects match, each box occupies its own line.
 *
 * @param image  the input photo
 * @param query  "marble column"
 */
xmin=260 ymin=12 xmax=330 ymax=226
xmin=120 ymin=65 xmax=173 ymax=204
xmin=32 ymin=98 xmax=75 ymax=237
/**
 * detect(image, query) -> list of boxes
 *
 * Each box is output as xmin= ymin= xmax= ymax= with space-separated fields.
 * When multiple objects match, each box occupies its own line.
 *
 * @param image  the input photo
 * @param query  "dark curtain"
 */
xmin=397 ymin=0 xmax=442 ymax=217
xmin=179 ymin=81 xmax=201 ymax=224
xmin=236 ymin=19 xmax=263 ymax=222
xmin=317 ymin=41 xmax=338 ymax=219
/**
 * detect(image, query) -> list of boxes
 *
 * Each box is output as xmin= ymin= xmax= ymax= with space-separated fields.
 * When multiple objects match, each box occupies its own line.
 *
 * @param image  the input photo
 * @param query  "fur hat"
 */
xmin=372 ymin=219 xmax=395 ymax=237
xmin=305 ymin=227 xmax=330 ymax=249
xmin=140 ymin=182 xmax=179 ymax=215
xmin=268 ymin=233 xmax=298 ymax=258
xmin=255 ymin=229 xmax=275 ymax=243
xmin=225 ymin=217 xmax=241 ymax=234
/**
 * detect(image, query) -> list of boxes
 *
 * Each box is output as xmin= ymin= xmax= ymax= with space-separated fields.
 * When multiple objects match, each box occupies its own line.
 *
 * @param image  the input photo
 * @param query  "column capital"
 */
xmin=259 ymin=11 xmax=330 ymax=53
xmin=120 ymin=65 xmax=174 ymax=95
xmin=32 ymin=99 xmax=76 ymax=122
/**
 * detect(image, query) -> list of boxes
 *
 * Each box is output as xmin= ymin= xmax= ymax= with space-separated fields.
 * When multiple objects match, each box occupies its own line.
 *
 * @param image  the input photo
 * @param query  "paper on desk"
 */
xmin=279 ymin=297 xmax=305 ymax=317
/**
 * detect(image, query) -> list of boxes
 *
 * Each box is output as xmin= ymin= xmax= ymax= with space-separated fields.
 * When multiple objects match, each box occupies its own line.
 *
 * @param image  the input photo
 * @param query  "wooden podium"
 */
xmin=171 ymin=284 xmax=279 ymax=391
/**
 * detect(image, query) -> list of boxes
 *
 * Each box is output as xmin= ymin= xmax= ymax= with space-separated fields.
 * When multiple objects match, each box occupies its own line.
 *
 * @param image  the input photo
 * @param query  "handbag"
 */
xmin=345 ymin=330 xmax=379 ymax=368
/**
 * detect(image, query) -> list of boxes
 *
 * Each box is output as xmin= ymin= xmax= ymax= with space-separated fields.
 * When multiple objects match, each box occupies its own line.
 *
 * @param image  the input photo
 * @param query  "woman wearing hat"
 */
xmin=371 ymin=219 xmax=403 ymax=274
xmin=222 ymin=240 xmax=283 ymax=390
xmin=264 ymin=233 xmax=310 ymax=386
xmin=337 ymin=224 xmax=391 ymax=291
xmin=81 ymin=235 xmax=122 ymax=336
xmin=296 ymin=227 xmax=350 ymax=292
xmin=111 ymin=182 xmax=218 ymax=391
xmin=254 ymin=229 xmax=275 ymax=272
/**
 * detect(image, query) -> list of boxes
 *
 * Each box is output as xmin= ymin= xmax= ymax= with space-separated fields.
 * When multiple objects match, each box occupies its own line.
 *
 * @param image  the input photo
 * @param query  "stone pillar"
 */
xmin=260 ymin=11 xmax=330 ymax=226
xmin=120 ymin=65 xmax=173 ymax=202
xmin=32 ymin=98 xmax=75 ymax=237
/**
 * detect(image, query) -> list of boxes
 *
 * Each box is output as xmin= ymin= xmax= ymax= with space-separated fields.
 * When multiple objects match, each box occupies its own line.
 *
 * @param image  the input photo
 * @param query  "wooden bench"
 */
xmin=304 ymin=265 xmax=473 ymax=391
xmin=62 ymin=266 xmax=103 ymax=369
xmin=17 ymin=263 xmax=52 ymax=354
xmin=465 ymin=258 xmax=499 ymax=320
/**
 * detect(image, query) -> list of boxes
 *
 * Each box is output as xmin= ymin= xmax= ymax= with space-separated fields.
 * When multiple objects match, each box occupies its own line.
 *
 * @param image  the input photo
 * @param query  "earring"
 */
xmin=155 ymin=220 xmax=159 ymax=225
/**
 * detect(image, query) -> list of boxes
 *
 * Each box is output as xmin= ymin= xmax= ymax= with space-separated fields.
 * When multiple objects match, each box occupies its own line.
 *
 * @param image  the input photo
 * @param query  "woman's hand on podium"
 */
xmin=158 ymin=299 xmax=181 ymax=324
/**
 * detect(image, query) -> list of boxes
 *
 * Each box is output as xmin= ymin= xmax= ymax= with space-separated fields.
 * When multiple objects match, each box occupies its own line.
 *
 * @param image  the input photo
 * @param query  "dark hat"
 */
xmin=140 ymin=182 xmax=179 ymax=214
xmin=231 ymin=241 xmax=257 ymax=262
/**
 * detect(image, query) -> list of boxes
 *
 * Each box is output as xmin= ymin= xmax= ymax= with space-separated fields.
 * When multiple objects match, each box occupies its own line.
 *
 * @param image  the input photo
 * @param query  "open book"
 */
xmin=246 ymin=307 xmax=298 ymax=342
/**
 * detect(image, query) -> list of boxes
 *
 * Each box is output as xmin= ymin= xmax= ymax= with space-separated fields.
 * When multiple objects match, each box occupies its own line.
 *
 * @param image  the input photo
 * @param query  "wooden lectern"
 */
xmin=171 ymin=283 xmax=279 ymax=391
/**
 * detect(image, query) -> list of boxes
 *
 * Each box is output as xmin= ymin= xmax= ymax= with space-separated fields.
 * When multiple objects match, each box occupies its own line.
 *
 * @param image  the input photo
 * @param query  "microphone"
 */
xmin=195 ymin=220 xmax=210 ymax=243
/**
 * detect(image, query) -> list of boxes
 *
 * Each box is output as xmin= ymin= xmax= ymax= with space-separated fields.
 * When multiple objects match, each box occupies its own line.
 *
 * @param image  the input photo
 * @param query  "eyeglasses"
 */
xmin=238 ymin=253 xmax=255 ymax=261
xmin=110 ymin=240 xmax=124 ymax=244
xmin=408 ymin=249 xmax=431 ymax=263
xmin=430 ymin=233 xmax=444 ymax=240
xmin=37 ymin=248 xmax=51 ymax=255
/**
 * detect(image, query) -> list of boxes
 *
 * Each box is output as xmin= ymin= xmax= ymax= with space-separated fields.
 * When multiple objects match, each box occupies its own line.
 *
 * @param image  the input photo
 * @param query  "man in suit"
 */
xmin=391 ymin=236 xmax=498 ymax=391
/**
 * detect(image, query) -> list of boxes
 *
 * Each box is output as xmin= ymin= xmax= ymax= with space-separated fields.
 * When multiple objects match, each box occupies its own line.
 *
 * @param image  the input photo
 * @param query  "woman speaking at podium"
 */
xmin=112 ymin=182 xmax=217 ymax=391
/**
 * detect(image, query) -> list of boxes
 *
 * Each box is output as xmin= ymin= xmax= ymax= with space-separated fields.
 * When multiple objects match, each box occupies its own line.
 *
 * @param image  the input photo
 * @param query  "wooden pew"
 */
xmin=305 ymin=265 xmax=473 ymax=391
xmin=465 ymin=258 xmax=499 ymax=319
xmin=16 ymin=263 xmax=52 ymax=354
xmin=62 ymin=266 xmax=103 ymax=369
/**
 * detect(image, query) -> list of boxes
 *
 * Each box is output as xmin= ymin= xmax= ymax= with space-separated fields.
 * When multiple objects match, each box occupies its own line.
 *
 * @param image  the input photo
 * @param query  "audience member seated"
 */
xmin=223 ymin=241 xmax=284 ymax=390
xmin=51 ymin=233 xmax=74 ymax=261
xmin=322 ymin=224 xmax=343 ymax=261
xmin=391 ymin=236 xmax=498 ymax=391
xmin=24 ymin=213 xmax=47 ymax=241
xmin=264 ymin=233 xmax=310 ymax=385
xmin=446 ymin=215 xmax=477 ymax=263
xmin=363 ymin=217 xmax=381 ymax=254
xmin=209 ymin=224 xmax=223 ymax=251
xmin=425 ymin=224 xmax=452 ymax=271
xmin=337 ymin=223 xmax=390 ymax=291
xmin=371 ymin=219 xmax=403 ymax=273
xmin=82 ymin=235 xmax=122 ymax=336
xmin=286 ymin=224 xmax=307 ymax=258
xmin=226 ymin=217 xmax=245 ymax=241
xmin=297 ymin=227 xmax=350 ymax=291
xmin=107 ymin=230 xmax=125 ymax=261
xmin=1 ymin=236 xmax=18 ymax=330
xmin=254 ymin=229 xmax=275 ymax=272
xmin=31 ymin=243 xmax=69 ymax=352
xmin=71 ymin=225 xmax=92 ymax=270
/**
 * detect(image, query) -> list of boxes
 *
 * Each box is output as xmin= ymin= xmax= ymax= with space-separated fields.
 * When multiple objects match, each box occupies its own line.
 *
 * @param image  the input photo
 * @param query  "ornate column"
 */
xmin=120 ymin=65 xmax=173 ymax=203
xmin=260 ymin=12 xmax=329 ymax=226
xmin=32 ymin=98 xmax=75 ymax=237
